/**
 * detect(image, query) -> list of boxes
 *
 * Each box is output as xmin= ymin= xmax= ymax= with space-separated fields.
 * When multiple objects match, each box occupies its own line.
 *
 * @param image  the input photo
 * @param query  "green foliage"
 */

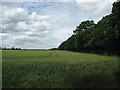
xmin=74 ymin=20 xmax=95 ymax=35
xmin=2 ymin=50 xmax=119 ymax=88
xmin=58 ymin=1 xmax=120 ymax=55
xmin=58 ymin=35 xmax=76 ymax=51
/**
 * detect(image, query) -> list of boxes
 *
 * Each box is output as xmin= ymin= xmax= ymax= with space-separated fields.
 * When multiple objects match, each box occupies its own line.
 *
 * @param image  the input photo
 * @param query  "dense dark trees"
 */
xmin=58 ymin=1 xmax=120 ymax=56
xmin=58 ymin=35 xmax=76 ymax=51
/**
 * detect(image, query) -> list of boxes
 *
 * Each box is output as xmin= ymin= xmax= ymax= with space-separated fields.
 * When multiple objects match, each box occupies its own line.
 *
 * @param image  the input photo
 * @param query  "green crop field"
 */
xmin=2 ymin=50 xmax=119 ymax=88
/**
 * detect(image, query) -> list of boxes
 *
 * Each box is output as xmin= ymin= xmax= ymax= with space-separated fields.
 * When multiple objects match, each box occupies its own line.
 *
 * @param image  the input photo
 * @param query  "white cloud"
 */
xmin=75 ymin=1 xmax=114 ymax=22
xmin=1 ymin=1 xmax=115 ymax=49
xmin=1 ymin=4 xmax=52 ymax=48
xmin=2 ymin=5 xmax=50 ymax=31
xmin=30 ymin=12 xmax=50 ymax=21
xmin=2 ymin=6 xmax=28 ymax=24
xmin=76 ymin=0 xmax=116 ymax=2
xmin=0 ymin=33 xmax=9 ymax=37
xmin=2 ymin=0 xmax=117 ymax=2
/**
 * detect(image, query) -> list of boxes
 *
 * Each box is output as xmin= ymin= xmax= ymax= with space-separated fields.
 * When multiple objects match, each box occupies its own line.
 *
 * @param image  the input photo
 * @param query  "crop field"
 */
xmin=2 ymin=50 xmax=119 ymax=88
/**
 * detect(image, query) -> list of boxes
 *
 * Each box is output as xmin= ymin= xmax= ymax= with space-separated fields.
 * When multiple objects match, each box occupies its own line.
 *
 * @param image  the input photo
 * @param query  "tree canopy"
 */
xmin=58 ymin=1 xmax=120 ymax=56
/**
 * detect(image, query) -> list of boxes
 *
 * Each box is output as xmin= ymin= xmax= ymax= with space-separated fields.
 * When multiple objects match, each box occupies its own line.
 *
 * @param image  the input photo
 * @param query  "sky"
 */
xmin=0 ymin=0 xmax=117 ymax=49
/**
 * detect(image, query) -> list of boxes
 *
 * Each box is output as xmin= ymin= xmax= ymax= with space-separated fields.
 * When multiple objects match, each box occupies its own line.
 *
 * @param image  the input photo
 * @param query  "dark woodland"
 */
xmin=58 ymin=2 xmax=120 ymax=56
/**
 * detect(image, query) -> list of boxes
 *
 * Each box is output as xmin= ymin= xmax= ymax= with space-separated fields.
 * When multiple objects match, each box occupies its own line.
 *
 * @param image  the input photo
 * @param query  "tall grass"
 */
xmin=2 ymin=50 xmax=119 ymax=88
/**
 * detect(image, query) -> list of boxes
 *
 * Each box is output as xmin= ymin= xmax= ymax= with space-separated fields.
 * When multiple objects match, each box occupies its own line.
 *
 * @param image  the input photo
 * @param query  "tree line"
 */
xmin=58 ymin=1 xmax=120 ymax=56
xmin=0 ymin=47 xmax=21 ymax=50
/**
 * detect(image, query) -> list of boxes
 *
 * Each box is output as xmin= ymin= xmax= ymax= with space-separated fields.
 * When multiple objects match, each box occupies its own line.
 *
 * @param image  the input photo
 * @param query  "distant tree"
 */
xmin=12 ymin=47 xmax=14 ymax=50
xmin=49 ymin=48 xmax=58 ymax=50
xmin=18 ymin=48 xmax=21 ymax=50
xmin=3 ymin=47 xmax=6 ymax=50
xmin=16 ymin=48 xmax=18 ymax=50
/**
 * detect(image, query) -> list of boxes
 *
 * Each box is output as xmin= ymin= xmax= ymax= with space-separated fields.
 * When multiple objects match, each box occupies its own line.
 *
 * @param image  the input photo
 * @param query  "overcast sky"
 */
xmin=0 ymin=0 xmax=116 ymax=49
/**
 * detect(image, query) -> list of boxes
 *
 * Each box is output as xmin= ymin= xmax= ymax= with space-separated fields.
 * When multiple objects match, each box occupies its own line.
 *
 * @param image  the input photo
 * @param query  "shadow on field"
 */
xmin=115 ymin=70 xmax=120 ymax=86
xmin=63 ymin=57 xmax=120 ymax=88
xmin=64 ymin=71 xmax=119 ymax=88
